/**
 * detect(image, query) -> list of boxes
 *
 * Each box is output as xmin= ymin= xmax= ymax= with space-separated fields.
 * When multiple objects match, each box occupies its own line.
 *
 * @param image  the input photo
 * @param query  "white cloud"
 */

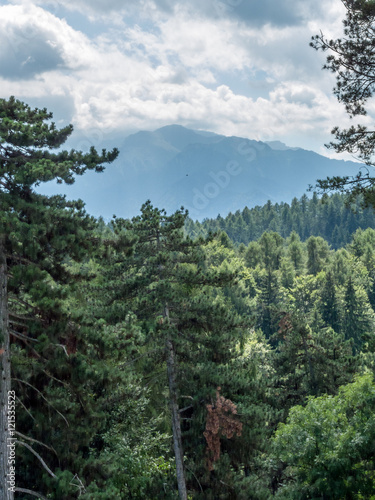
xmin=0 ymin=4 xmax=97 ymax=75
xmin=0 ymin=0 xmax=362 ymax=159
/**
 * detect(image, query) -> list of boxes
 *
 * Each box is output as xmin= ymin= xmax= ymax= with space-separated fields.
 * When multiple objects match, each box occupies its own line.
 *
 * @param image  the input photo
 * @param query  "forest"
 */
xmin=4 ymin=1 xmax=375 ymax=498
xmin=185 ymin=193 xmax=375 ymax=248
xmin=2 ymin=96 xmax=375 ymax=500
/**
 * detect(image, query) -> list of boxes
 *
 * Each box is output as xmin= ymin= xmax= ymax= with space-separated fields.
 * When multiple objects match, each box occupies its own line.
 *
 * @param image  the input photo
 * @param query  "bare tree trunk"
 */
xmin=0 ymin=236 xmax=13 ymax=500
xmin=164 ymin=305 xmax=187 ymax=500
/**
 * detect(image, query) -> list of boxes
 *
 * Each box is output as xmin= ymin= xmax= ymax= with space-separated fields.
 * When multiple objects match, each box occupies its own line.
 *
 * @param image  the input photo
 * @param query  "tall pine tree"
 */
xmin=0 ymin=97 xmax=118 ymax=499
xmin=100 ymin=202 xmax=247 ymax=499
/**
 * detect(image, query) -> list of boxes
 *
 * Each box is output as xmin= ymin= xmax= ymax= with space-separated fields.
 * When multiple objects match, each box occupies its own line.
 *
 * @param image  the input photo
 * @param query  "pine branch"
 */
xmin=16 ymin=395 xmax=35 ymax=421
xmin=118 ymin=346 xmax=164 ymax=368
xmin=185 ymin=464 xmax=203 ymax=494
xmin=70 ymin=474 xmax=86 ymax=495
xmin=42 ymin=369 xmax=69 ymax=388
xmin=55 ymin=343 xmax=69 ymax=358
xmin=14 ymin=431 xmax=58 ymax=456
xmin=9 ymin=311 xmax=35 ymax=322
xmin=9 ymin=295 xmax=37 ymax=311
xmin=16 ymin=440 xmax=57 ymax=479
xmin=14 ymin=488 xmax=48 ymax=500
xmin=179 ymin=405 xmax=193 ymax=413
xmin=10 ymin=329 xmax=39 ymax=343
xmin=13 ymin=378 xmax=69 ymax=426
xmin=6 ymin=254 xmax=36 ymax=266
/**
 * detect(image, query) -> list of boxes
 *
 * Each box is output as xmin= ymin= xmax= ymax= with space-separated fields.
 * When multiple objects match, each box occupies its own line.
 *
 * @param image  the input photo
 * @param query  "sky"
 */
xmin=0 ymin=0 xmax=369 ymax=158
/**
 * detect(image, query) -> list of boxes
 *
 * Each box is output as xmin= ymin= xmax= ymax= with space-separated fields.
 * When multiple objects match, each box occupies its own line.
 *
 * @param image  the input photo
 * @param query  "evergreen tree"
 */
xmin=255 ymin=268 xmax=280 ymax=338
xmin=258 ymin=232 xmax=284 ymax=271
xmin=329 ymin=248 xmax=351 ymax=285
xmin=279 ymin=256 xmax=295 ymax=289
xmin=0 ymin=97 xmax=118 ymax=499
xmin=319 ymin=270 xmax=342 ymax=332
xmin=306 ymin=236 xmax=330 ymax=275
xmin=186 ymin=193 xmax=375 ymax=249
xmin=244 ymin=241 xmax=262 ymax=269
xmin=311 ymin=0 xmax=375 ymax=206
xmin=343 ymin=276 xmax=375 ymax=350
xmin=101 ymin=202 xmax=247 ymax=499
xmin=272 ymin=314 xmax=354 ymax=419
xmin=286 ymin=232 xmax=305 ymax=274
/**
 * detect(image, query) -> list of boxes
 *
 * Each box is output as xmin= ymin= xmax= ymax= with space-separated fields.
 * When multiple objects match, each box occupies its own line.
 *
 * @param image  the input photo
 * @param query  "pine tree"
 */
xmin=306 ymin=236 xmax=330 ymax=275
xmin=100 ymin=202 xmax=247 ymax=499
xmin=259 ymin=232 xmax=284 ymax=271
xmin=286 ymin=232 xmax=305 ymax=275
xmin=319 ymin=270 xmax=342 ymax=332
xmin=272 ymin=314 xmax=354 ymax=417
xmin=343 ymin=276 xmax=375 ymax=350
xmin=0 ymin=97 xmax=118 ymax=499
xmin=255 ymin=268 xmax=280 ymax=338
xmin=311 ymin=0 xmax=375 ymax=205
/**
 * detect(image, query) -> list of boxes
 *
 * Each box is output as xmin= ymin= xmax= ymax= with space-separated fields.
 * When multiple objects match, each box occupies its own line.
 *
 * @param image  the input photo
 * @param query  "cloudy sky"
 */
xmin=0 ymin=0 xmax=367 ymax=156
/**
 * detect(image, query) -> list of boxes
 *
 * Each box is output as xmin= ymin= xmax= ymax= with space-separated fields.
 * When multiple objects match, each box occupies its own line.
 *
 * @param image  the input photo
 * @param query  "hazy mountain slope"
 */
xmin=37 ymin=125 xmax=362 ymax=220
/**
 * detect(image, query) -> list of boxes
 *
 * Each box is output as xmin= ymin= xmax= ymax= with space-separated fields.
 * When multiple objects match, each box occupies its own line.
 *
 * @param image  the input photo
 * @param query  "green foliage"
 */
xmin=343 ymin=276 xmax=375 ymax=349
xmin=311 ymin=1 xmax=375 ymax=206
xmin=0 ymin=97 xmax=119 ymax=498
xmin=273 ymin=374 xmax=375 ymax=499
xmin=80 ymin=384 xmax=175 ymax=500
xmin=306 ymin=236 xmax=331 ymax=275
xmin=5 ymin=97 xmax=375 ymax=499
xmin=319 ymin=270 xmax=342 ymax=332
xmin=92 ymin=202 xmax=261 ymax=498
xmin=186 ymin=193 xmax=375 ymax=249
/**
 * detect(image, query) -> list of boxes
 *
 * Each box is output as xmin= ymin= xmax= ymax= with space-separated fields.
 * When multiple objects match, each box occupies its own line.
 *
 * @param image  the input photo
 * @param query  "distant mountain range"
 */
xmin=38 ymin=125 xmax=362 ymax=220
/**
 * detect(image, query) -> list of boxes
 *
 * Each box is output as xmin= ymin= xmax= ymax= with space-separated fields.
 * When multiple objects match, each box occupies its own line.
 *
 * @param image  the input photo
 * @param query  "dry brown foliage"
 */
xmin=203 ymin=387 xmax=243 ymax=470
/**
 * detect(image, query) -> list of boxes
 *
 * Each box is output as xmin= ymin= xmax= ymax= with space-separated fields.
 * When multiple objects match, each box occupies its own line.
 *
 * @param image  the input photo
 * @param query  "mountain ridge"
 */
xmin=37 ymin=125 xmax=362 ymax=220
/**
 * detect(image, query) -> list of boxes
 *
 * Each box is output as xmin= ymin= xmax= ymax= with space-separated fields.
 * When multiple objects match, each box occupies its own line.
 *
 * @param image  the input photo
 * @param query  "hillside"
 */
xmin=186 ymin=193 xmax=375 ymax=249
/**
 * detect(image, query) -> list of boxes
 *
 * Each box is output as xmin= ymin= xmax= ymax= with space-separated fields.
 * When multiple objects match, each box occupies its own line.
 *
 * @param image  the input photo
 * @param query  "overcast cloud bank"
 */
xmin=0 ymin=0 xmax=370 ymax=157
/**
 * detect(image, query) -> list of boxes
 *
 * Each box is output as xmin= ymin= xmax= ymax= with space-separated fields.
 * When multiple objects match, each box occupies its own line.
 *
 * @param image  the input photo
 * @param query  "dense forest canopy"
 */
xmin=2 ymin=97 xmax=375 ymax=499
xmin=185 ymin=192 xmax=375 ymax=248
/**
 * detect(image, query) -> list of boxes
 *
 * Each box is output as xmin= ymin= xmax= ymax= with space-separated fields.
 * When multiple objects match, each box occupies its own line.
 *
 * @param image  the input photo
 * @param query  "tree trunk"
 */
xmin=0 ymin=236 xmax=13 ymax=500
xmin=301 ymin=327 xmax=317 ymax=395
xmin=165 ymin=305 xmax=187 ymax=500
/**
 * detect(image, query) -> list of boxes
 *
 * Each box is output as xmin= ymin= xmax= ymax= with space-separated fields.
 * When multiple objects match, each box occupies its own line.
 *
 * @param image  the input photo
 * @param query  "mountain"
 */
xmin=265 ymin=140 xmax=300 ymax=151
xmin=37 ymin=125 xmax=362 ymax=220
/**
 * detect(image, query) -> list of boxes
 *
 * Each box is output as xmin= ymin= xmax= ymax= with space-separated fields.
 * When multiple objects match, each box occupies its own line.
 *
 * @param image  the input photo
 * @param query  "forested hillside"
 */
xmin=2 ymin=96 xmax=375 ymax=499
xmin=185 ymin=193 xmax=375 ymax=249
xmin=9 ymin=197 xmax=375 ymax=499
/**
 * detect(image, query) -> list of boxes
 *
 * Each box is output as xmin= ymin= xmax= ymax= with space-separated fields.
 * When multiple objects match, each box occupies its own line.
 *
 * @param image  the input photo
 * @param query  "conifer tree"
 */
xmin=102 ymin=202 xmax=247 ymax=499
xmin=286 ymin=232 xmax=305 ymax=274
xmin=255 ymin=268 xmax=280 ymax=338
xmin=306 ymin=236 xmax=330 ymax=275
xmin=311 ymin=0 xmax=375 ymax=206
xmin=343 ymin=276 xmax=375 ymax=350
xmin=319 ymin=270 xmax=342 ymax=332
xmin=0 ymin=96 xmax=118 ymax=499
xmin=272 ymin=314 xmax=354 ymax=416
